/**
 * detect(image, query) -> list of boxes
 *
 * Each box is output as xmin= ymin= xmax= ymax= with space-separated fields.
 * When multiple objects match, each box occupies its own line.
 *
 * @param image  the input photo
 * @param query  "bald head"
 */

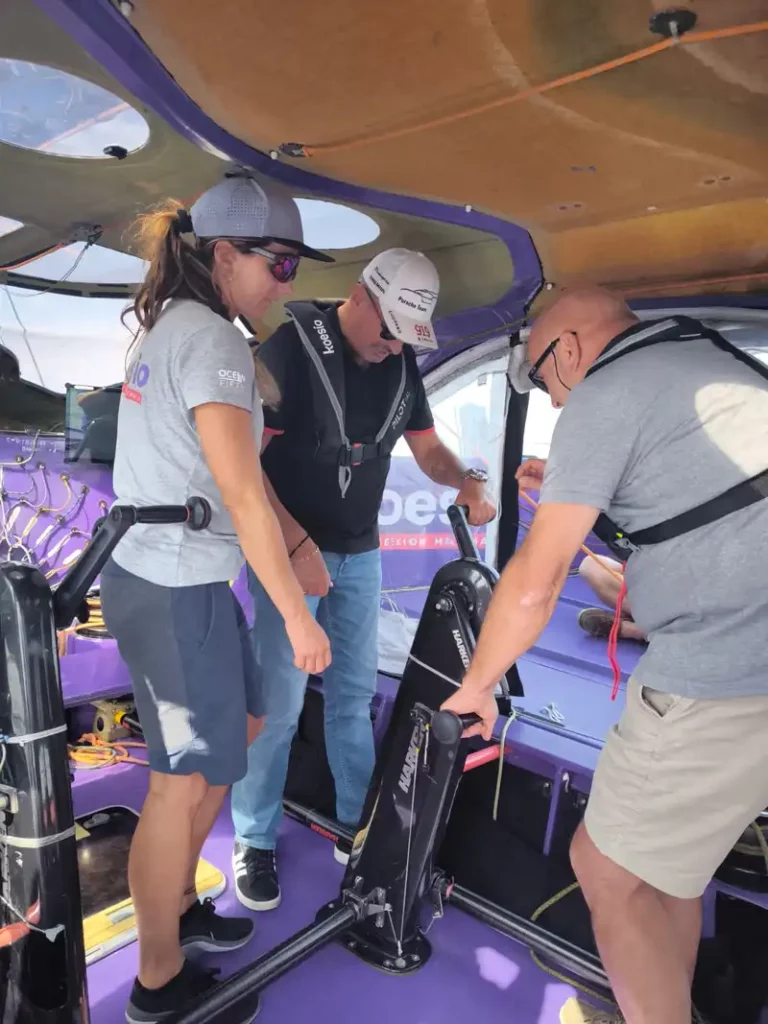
xmin=530 ymin=289 xmax=637 ymax=360
xmin=527 ymin=288 xmax=638 ymax=408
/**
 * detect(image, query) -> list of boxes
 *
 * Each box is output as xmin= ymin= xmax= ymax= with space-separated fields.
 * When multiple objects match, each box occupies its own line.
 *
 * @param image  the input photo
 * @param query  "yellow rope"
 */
xmin=732 ymin=822 xmax=768 ymax=874
xmin=57 ymin=595 xmax=107 ymax=656
xmin=529 ymin=882 xmax=617 ymax=1006
xmin=492 ymin=711 xmax=517 ymax=822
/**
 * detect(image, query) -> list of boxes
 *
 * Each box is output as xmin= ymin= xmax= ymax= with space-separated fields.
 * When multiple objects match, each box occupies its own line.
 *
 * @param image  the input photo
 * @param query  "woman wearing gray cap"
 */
xmin=100 ymin=169 xmax=333 ymax=1023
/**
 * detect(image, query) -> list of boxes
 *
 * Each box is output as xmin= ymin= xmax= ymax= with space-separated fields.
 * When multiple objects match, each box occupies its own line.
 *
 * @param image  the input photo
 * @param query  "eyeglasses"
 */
xmin=365 ymin=287 xmax=396 ymax=342
xmin=527 ymin=337 xmax=560 ymax=392
xmin=247 ymin=245 xmax=301 ymax=284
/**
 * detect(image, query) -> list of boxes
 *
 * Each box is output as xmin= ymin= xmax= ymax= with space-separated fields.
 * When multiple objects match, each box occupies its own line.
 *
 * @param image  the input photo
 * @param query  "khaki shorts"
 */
xmin=585 ymin=677 xmax=768 ymax=899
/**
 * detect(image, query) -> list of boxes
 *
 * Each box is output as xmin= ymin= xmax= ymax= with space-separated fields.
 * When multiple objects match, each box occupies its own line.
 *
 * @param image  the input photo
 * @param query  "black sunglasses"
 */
xmin=365 ymin=287 xmax=396 ymax=342
xmin=527 ymin=337 xmax=561 ymax=392
xmin=246 ymin=245 xmax=302 ymax=284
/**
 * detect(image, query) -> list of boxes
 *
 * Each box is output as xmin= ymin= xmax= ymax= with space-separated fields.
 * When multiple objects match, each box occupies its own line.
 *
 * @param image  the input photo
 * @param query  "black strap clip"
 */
xmin=340 ymin=442 xmax=380 ymax=468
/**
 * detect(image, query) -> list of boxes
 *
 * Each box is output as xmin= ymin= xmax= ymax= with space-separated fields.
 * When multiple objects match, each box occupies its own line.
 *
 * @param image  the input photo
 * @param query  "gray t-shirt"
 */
xmin=540 ymin=319 xmax=768 ymax=699
xmin=111 ymin=300 xmax=263 ymax=587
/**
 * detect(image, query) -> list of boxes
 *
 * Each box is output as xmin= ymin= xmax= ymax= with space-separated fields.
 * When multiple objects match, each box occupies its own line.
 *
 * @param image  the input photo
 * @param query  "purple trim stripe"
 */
xmin=30 ymin=0 xmax=543 ymax=372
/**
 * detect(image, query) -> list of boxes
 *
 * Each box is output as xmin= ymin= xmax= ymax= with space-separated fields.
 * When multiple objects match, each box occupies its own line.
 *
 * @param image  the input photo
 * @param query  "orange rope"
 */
xmin=68 ymin=733 xmax=149 ymax=769
xmin=300 ymin=20 xmax=768 ymax=158
xmin=0 ymin=900 xmax=39 ymax=949
xmin=519 ymin=489 xmax=624 ymax=583
xmin=607 ymin=571 xmax=628 ymax=700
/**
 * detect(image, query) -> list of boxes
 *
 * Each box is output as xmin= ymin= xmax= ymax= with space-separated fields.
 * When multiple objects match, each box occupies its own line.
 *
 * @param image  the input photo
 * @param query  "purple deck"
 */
xmin=71 ymin=572 xmax=639 ymax=1024
xmin=77 ymin=771 xmax=582 ymax=1024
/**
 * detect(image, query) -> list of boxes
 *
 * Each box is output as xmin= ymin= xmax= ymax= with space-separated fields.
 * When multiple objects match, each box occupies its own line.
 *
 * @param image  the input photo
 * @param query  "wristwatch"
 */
xmin=460 ymin=467 xmax=489 ymax=484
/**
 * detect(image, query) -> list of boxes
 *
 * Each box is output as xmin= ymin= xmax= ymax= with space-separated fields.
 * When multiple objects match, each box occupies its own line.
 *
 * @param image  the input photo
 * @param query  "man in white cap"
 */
xmin=231 ymin=248 xmax=496 ymax=910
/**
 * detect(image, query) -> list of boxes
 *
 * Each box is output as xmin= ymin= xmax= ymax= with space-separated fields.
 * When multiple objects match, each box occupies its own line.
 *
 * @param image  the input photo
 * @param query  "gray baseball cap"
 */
xmin=190 ymin=169 xmax=335 ymax=263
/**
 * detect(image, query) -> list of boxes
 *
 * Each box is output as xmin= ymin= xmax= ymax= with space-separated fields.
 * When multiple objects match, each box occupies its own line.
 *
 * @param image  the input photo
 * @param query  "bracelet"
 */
xmin=291 ymin=543 xmax=320 ymax=565
xmin=289 ymin=534 xmax=310 ymax=558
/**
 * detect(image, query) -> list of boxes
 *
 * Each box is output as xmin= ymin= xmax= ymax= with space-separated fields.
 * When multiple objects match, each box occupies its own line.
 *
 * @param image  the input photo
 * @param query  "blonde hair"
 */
xmin=123 ymin=200 xmax=279 ymax=407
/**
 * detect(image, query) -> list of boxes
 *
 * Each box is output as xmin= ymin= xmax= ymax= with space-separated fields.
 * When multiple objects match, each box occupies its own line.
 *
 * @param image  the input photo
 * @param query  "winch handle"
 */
xmin=458 ymin=713 xmax=482 ymax=729
xmin=447 ymin=503 xmax=479 ymax=560
xmin=53 ymin=498 xmax=212 ymax=630
xmin=430 ymin=709 xmax=482 ymax=744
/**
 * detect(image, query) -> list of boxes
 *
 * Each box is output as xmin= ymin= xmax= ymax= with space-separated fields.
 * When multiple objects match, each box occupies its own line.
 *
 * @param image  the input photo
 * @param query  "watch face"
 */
xmin=466 ymin=468 xmax=488 ymax=483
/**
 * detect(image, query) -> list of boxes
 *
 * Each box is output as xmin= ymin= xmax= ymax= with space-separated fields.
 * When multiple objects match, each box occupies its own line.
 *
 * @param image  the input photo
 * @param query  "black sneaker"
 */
xmin=180 ymin=896 xmax=254 ymax=953
xmin=125 ymin=959 xmax=260 ymax=1023
xmin=233 ymin=841 xmax=281 ymax=911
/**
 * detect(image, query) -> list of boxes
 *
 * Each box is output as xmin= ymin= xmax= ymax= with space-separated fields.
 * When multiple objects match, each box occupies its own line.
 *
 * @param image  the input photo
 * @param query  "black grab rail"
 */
xmin=0 ymin=499 xmax=211 ymax=1024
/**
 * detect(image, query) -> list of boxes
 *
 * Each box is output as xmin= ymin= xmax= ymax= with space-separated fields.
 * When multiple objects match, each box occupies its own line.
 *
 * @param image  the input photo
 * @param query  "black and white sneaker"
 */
xmin=125 ymin=959 xmax=260 ymax=1023
xmin=180 ymin=896 xmax=254 ymax=953
xmin=333 ymin=836 xmax=352 ymax=866
xmin=233 ymin=841 xmax=281 ymax=911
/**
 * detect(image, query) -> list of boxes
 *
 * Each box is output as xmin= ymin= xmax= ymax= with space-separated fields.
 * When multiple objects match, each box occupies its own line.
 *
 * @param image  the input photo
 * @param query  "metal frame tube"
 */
xmin=284 ymin=798 xmax=610 ymax=994
xmin=166 ymin=906 xmax=357 ymax=1024
xmin=450 ymin=885 xmax=609 ymax=992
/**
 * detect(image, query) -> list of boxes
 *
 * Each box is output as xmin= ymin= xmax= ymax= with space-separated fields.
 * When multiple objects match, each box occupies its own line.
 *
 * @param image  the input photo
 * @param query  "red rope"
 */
xmin=607 ymin=568 xmax=628 ymax=700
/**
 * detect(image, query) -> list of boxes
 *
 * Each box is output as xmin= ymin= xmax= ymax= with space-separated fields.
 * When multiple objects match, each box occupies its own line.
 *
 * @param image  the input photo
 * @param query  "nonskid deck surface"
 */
xmin=79 ymin=572 xmax=624 ymax=1022
xmin=85 ymin=784 xmax=580 ymax=1024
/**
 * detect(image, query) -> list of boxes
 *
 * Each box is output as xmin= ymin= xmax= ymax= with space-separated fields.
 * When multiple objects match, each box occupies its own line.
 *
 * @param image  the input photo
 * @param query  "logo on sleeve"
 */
xmin=122 ymin=361 xmax=150 ymax=404
xmin=219 ymin=369 xmax=246 ymax=388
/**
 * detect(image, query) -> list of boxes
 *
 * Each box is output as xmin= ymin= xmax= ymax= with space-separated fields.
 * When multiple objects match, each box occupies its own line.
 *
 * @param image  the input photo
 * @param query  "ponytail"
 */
xmin=123 ymin=201 xmax=279 ymax=407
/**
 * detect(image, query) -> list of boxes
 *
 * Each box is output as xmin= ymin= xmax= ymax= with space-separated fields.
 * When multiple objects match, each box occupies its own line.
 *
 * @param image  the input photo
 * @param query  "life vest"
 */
xmin=285 ymin=300 xmax=414 ymax=497
xmin=588 ymin=315 xmax=768 ymax=560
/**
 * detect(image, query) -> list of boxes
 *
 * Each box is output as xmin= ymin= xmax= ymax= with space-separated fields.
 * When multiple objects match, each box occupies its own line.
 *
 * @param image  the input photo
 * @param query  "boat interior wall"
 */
xmin=127 ymin=0 xmax=768 ymax=298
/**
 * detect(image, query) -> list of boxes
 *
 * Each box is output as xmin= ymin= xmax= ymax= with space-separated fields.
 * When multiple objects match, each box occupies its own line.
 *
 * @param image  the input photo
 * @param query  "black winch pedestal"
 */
xmin=318 ymin=503 xmax=522 ymax=974
xmin=0 ymin=499 xmax=211 ymax=1024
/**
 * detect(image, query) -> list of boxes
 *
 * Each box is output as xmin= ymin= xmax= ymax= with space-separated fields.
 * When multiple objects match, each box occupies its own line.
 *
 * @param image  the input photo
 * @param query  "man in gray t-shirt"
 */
xmin=443 ymin=288 xmax=768 ymax=1024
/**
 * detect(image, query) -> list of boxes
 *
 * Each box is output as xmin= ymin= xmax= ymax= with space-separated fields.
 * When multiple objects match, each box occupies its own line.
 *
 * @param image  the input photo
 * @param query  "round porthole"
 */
xmin=0 ymin=59 xmax=149 ymax=158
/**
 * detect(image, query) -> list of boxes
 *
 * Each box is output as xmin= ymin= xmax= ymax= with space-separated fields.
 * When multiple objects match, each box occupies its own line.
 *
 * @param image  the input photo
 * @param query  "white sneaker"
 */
xmin=559 ymin=997 xmax=624 ymax=1024
xmin=559 ymin=996 xmax=708 ymax=1024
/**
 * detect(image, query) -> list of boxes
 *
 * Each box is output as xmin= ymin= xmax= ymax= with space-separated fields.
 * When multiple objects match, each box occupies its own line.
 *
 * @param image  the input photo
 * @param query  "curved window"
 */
xmin=294 ymin=199 xmax=380 ymax=250
xmin=0 ymin=215 xmax=23 ymax=239
xmin=13 ymin=242 xmax=148 ymax=285
xmin=377 ymin=350 xmax=509 ymax=676
xmin=0 ymin=59 xmax=149 ymax=158
xmin=522 ymin=389 xmax=561 ymax=458
xmin=0 ymin=287 xmax=134 ymax=392
xmin=381 ymin=354 xmax=508 ymax=613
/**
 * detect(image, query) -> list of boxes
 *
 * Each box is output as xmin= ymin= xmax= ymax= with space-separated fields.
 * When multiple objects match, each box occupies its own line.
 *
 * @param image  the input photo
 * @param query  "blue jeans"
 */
xmin=231 ymin=549 xmax=381 ymax=850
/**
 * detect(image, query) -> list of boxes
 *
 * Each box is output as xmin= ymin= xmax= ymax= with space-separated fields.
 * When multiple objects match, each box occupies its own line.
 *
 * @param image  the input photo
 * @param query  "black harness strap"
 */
xmin=589 ymin=316 xmax=768 ymax=559
xmin=285 ymin=300 xmax=409 ymax=496
xmin=629 ymin=467 xmax=768 ymax=546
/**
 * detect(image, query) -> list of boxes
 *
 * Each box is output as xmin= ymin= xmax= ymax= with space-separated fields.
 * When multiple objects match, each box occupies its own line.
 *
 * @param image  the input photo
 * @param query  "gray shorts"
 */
xmin=100 ymin=559 xmax=263 ymax=786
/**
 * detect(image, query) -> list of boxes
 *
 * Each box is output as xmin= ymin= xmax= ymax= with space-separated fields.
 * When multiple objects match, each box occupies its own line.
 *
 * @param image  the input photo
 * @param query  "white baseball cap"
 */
xmin=190 ymin=168 xmax=334 ymax=263
xmin=362 ymin=248 xmax=440 ymax=349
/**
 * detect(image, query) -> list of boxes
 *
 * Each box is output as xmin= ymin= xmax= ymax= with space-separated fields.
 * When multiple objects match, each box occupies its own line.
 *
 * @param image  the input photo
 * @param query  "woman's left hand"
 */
xmin=292 ymin=546 xmax=332 ymax=597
